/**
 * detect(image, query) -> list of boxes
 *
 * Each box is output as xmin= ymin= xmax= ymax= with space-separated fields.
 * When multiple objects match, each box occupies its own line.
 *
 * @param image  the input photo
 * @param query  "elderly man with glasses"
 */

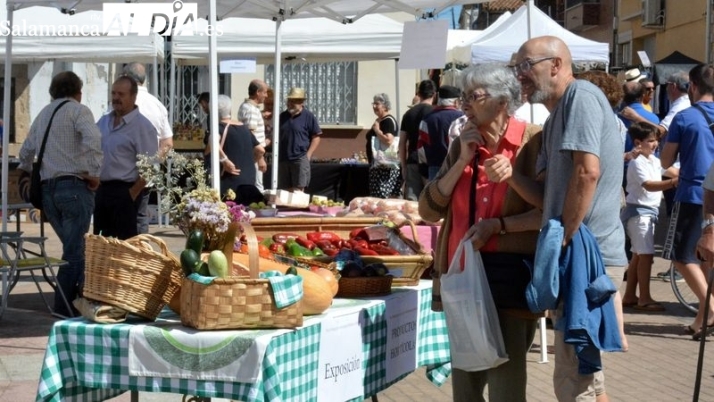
xmin=511 ymin=36 xmax=627 ymax=402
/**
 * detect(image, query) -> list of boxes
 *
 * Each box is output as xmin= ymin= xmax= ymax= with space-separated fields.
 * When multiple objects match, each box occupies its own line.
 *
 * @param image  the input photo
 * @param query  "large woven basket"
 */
xmin=253 ymin=217 xmax=430 ymax=286
xmin=83 ymin=234 xmax=183 ymax=320
xmin=353 ymin=220 xmax=430 ymax=286
xmin=336 ymin=276 xmax=392 ymax=298
xmin=180 ymin=224 xmax=303 ymax=330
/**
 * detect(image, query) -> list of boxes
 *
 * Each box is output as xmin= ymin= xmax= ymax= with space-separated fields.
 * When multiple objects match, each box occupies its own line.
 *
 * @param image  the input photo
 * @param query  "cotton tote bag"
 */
xmin=441 ymin=240 xmax=508 ymax=371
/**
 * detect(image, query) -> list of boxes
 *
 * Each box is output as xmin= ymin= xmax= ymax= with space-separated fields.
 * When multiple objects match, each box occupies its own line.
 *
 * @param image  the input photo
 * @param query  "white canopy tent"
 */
xmin=172 ymin=14 xmax=404 ymax=64
xmin=446 ymin=11 xmax=511 ymax=65
xmin=3 ymin=0 xmax=492 ymax=226
xmin=0 ymin=6 xmax=163 ymax=63
xmin=469 ymin=5 xmax=610 ymax=64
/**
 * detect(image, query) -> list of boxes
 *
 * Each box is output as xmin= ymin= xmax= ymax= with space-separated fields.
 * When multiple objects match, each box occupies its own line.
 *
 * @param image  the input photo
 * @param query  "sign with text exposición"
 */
xmin=317 ymin=313 xmax=364 ymax=402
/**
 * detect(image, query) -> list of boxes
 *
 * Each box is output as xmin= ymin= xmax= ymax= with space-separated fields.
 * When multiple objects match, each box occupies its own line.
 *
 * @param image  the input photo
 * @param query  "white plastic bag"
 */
xmin=441 ymin=240 xmax=508 ymax=371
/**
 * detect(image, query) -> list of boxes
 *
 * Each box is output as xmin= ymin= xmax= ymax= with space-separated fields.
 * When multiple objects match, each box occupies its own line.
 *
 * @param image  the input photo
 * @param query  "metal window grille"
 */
xmin=265 ymin=61 xmax=357 ymax=125
xmin=146 ymin=52 xmax=231 ymax=126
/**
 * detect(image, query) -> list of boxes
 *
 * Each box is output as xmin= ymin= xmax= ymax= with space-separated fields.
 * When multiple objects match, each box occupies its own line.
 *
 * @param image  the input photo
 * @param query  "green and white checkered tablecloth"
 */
xmin=36 ymin=280 xmax=451 ymax=402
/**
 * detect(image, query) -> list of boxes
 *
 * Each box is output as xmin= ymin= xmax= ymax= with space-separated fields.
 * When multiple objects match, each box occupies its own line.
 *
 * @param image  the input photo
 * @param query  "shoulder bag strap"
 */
xmin=692 ymin=103 xmax=714 ymax=136
xmin=468 ymin=153 xmax=480 ymax=227
xmin=219 ymin=122 xmax=230 ymax=149
xmin=37 ymin=100 xmax=71 ymax=169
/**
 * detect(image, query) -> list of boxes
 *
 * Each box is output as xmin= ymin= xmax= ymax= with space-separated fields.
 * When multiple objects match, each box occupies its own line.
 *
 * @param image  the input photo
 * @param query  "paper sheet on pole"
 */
xmin=398 ymin=20 xmax=449 ymax=69
xmin=220 ymin=58 xmax=257 ymax=74
xmin=317 ymin=313 xmax=364 ymax=402
xmin=384 ymin=289 xmax=419 ymax=383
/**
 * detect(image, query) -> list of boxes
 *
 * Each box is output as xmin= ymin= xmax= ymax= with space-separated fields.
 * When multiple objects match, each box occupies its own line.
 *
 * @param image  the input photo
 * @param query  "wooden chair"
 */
xmin=0 ymin=232 xmax=70 ymax=319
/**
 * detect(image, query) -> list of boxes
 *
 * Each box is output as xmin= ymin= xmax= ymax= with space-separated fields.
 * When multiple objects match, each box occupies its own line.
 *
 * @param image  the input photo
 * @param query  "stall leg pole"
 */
xmin=538 ymin=316 xmax=548 ymax=363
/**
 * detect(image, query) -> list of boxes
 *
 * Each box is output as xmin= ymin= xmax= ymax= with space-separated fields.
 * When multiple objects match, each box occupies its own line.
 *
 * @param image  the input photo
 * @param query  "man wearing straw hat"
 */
xmin=277 ymin=87 xmax=322 ymax=192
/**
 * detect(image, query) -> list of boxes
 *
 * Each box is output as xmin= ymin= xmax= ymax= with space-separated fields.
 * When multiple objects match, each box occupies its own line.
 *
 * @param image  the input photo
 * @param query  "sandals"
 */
xmin=632 ymin=302 xmax=666 ymax=312
xmin=692 ymin=325 xmax=714 ymax=341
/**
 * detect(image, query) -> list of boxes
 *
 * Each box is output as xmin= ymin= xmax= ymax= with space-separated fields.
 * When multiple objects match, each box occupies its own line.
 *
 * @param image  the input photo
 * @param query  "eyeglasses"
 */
xmin=514 ymin=57 xmax=556 ymax=75
xmin=645 ymin=87 xmax=655 ymax=92
xmin=461 ymin=92 xmax=491 ymax=103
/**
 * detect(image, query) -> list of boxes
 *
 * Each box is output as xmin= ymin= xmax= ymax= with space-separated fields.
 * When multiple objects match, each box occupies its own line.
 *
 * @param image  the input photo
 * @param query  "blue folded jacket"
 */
xmin=526 ymin=218 xmax=622 ymax=374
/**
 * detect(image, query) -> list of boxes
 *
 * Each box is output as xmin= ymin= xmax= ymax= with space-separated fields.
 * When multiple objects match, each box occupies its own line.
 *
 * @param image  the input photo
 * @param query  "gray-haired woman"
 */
xmin=366 ymin=93 xmax=401 ymax=198
xmin=418 ymin=63 xmax=543 ymax=402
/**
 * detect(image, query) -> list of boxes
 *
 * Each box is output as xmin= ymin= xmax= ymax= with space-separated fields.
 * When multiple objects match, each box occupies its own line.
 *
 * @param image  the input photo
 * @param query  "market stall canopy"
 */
xmin=447 ymin=11 xmax=511 ymax=65
xmin=653 ymin=51 xmax=701 ymax=85
xmin=469 ymin=5 xmax=609 ymax=64
xmin=0 ymin=6 xmax=163 ymax=62
xmin=172 ymin=14 xmax=403 ymax=64
xmin=45 ymin=0 xmax=490 ymax=22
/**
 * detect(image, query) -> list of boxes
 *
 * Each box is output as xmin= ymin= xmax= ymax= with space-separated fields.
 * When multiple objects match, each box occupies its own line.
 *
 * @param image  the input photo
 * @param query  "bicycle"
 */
xmin=663 ymin=202 xmax=699 ymax=314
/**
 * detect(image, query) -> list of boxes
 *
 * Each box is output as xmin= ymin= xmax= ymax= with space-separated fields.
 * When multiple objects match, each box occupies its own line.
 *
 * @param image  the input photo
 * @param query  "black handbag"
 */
xmin=30 ymin=100 xmax=70 ymax=209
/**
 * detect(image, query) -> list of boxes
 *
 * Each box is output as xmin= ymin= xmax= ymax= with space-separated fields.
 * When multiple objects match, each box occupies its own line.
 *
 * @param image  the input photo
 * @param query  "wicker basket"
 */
xmin=350 ymin=221 xmax=433 ymax=287
xmin=83 ymin=234 xmax=183 ymax=320
xmin=252 ymin=217 xmax=431 ymax=286
xmin=336 ymin=276 xmax=393 ymax=297
xmin=251 ymin=216 xmax=382 ymax=239
xmin=180 ymin=224 xmax=303 ymax=330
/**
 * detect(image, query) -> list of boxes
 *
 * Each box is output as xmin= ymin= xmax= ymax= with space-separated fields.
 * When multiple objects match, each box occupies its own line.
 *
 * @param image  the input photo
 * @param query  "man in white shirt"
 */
xmin=122 ymin=62 xmax=174 ymax=234
xmin=238 ymin=79 xmax=269 ymax=190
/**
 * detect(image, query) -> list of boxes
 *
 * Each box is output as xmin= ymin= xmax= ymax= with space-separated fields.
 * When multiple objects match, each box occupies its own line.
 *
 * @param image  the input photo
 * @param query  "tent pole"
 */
xmin=271 ymin=18 xmax=283 ymax=192
xmin=208 ymin=0 xmax=220 ymax=192
xmin=169 ymin=41 xmax=176 ymax=125
xmin=2 ymin=5 xmax=14 ymax=232
xmin=394 ymin=59 xmax=401 ymax=125
xmin=707 ymin=0 xmax=712 ymax=64
xmin=152 ymin=55 xmax=159 ymax=96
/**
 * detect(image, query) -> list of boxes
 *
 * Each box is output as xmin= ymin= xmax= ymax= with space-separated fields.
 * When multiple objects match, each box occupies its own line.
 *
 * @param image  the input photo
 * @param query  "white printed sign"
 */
xmin=220 ymin=58 xmax=257 ymax=74
xmin=384 ymin=290 xmax=419 ymax=383
xmin=398 ymin=19 xmax=449 ymax=69
xmin=317 ymin=313 xmax=364 ymax=402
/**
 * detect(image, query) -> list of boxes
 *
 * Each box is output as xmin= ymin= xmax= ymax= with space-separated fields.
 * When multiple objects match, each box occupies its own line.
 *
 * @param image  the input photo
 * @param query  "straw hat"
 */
xmin=287 ymin=87 xmax=306 ymax=99
xmin=625 ymin=68 xmax=646 ymax=82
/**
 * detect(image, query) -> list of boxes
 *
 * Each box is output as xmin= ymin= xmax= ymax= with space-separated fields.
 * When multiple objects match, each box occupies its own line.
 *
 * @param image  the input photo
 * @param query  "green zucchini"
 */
xmin=185 ymin=230 xmax=205 ymax=254
xmin=180 ymin=249 xmax=200 ymax=277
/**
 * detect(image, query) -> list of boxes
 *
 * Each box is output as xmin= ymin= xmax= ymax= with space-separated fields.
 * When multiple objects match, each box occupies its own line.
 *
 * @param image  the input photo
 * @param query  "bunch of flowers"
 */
xmin=137 ymin=151 xmax=255 ymax=251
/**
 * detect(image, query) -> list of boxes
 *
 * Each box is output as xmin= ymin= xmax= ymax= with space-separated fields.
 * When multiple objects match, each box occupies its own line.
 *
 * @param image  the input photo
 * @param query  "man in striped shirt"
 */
xmin=238 ymin=79 xmax=269 ymax=190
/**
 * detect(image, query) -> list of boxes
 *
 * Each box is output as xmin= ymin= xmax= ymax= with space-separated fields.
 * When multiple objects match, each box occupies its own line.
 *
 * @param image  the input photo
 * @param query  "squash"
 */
xmin=231 ymin=251 xmax=333 ymax=315
xmin=312 ymin=267 xmax=339 ymax=297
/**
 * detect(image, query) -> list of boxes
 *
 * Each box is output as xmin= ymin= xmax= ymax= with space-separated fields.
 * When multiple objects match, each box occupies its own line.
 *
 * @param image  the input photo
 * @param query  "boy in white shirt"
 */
xmin=621 ymin=122 xmax=679 ymax=311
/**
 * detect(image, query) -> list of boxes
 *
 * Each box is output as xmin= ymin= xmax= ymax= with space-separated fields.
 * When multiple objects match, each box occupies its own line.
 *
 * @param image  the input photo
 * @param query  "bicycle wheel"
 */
xmin=670 ymin=262 xmax=699 ymax=314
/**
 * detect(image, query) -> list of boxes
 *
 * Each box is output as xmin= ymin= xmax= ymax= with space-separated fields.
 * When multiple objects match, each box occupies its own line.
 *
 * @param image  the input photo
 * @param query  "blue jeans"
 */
xmin=428 ymin=165 xmax=441 ymax=181
xmin=41 ymin=177 xmax=95 ymax=315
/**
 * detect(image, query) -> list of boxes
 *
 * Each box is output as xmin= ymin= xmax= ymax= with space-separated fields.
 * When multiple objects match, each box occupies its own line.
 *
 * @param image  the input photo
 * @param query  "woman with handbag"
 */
xmin=418 ymin=63 xmax=543 ymax=402
xmin=366 ymin=93 xmax=401 ymax=198
xmin=204 ymin=95 xmax=266 ymax=198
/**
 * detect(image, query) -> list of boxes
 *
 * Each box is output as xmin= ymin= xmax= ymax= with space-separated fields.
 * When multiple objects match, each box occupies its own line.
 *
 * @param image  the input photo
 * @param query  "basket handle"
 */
xmin=125 ymin=234 xmax=173 ymax=259
xmin=396 ymin=220 xmax=424 ymax=250
xmin=241 ymin=223 xmax=260 ymax=279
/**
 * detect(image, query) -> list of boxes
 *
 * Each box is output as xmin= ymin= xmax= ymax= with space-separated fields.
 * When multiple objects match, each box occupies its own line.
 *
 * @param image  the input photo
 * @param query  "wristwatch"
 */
xmin=702 ymin=218 xmax=714 ymax=231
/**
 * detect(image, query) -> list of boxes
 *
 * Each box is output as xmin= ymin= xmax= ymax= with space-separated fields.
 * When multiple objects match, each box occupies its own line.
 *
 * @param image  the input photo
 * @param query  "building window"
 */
xmin=265 ymin=61 xmax=357 ymax=125
xmin=617 ymin=42 xmax=631 ymax=67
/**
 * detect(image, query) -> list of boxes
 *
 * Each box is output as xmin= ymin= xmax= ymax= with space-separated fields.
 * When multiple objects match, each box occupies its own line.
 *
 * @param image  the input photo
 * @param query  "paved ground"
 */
xmin=1 ymin=222 xmax=714 ymax=401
